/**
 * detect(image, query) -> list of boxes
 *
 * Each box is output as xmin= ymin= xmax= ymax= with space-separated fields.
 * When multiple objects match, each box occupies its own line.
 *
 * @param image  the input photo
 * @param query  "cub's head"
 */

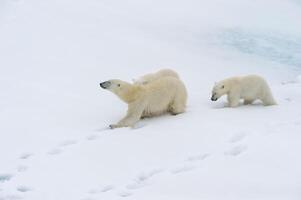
xmin=211 ymin=81 xmax=228 ymax=101
xmin=100 ymin=79 xmax=138 ymax=103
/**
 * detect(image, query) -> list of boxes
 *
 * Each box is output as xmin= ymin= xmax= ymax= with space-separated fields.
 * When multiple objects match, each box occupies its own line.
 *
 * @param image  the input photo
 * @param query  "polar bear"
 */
xmin=100 ymin=76 xmax=187 ymax=129
xmin=133 ymin=69 xmax=179 ymax=85
xmin=211 ymin=75 xmax=276 ymax=107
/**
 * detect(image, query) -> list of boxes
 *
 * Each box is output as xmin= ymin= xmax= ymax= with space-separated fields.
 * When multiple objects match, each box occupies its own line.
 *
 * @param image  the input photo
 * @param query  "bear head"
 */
xmin=211 ymin=81 xmax=228 ymax=101
xmin=100 ymin=79 xmax=141 ymax=103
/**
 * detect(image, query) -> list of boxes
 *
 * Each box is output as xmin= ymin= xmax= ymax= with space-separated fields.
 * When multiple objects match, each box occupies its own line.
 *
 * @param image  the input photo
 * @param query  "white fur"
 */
xmin=211 ymin=75 xmax=277 ymax=107
xmin=133 ymin=69 xmax=179 ymax=85
xmin=101 ymin=77 xmax=187 ymax=128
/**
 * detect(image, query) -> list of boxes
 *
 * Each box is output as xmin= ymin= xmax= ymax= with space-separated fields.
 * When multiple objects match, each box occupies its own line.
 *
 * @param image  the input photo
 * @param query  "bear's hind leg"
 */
xmin=169 ymin=94 xmax=186 ymax=115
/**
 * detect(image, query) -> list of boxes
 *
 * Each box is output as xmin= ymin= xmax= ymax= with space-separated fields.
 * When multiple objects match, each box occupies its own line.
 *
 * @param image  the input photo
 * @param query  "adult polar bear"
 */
xmin=133 ymin=69 xmax=179 ymax=85
xmin=211 ymin=75 xmax=276 ymax=107
xmin=100 ymin=77 xmax=187 ymax=129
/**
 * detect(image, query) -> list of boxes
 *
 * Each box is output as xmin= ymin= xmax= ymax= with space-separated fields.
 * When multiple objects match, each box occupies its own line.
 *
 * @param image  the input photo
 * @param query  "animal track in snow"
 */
xmin=17 ymin=186 xmax=32 ymax=193
xmin=229 ymin=132 xmax=247 ymax=143
xmin=116 ymin=190 xmax=132 ymax=197
xmin=126 ymin=168 xmax=164 ymax=190
xmin=170 ymin=164 xmax=197 ymax=174
xmin=224 ymin=145 xmax=248 ymax=156
xmin=100 ymin=185 xmax=114 ymax=192
xmin=19 ymin=153 xmax=33 ymax=160
xmin=86 ymin=134 xmax=100 ymax=141
xmin=47 ymin=148 xmax=63 ymax=155
xmin=186 ymin=153 xmax=210 ymax=162
xmin=58 ymin=140 xmax=77 ymax=147
xmin=88 ymin=185 xmax=114 ymax=194
xmin=0 ymin=174 xmax=13 ymax=183
xmin=17 ymin=165 xmax=28 ymax=173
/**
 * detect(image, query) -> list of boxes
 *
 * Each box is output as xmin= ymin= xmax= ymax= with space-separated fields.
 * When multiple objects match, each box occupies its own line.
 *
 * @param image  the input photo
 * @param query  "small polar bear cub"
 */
xmin=133 ymin=69 xmax=179 ymax=85
xmin=100 ymin=76 xmax=187 ymax=129
xmin=211 ymin=75 xmax=277 ymax=107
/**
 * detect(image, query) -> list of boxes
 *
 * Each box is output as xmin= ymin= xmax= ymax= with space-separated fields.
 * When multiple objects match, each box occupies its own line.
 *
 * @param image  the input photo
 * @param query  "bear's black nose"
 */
xmin=211 ymin=96 xmax=217 ymax=101
xmin=100 ymin=81 xmax=111 ymax=89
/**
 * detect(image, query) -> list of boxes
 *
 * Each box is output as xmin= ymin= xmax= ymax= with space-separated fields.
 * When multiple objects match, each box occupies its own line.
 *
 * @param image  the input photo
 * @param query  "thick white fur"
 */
xmin=103 ymin=77 xmax=187 ymax=128
xmin=211 ymin=75 xmax=277 ymax=107
xmin=133 ymin=69 xmax=179 ymax=85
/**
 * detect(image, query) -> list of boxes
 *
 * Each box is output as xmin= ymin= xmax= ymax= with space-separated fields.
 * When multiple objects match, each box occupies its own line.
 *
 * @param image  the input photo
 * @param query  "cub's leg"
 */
xmin=260 ymin=92 xmax=277 ymax=106
xmin=228 ymin=93 xmax=240 ymax=108
xmin=260 ymin=85 xmax=277 ymax=106
xmin=243 ymin=99 xmax=255 ymax=105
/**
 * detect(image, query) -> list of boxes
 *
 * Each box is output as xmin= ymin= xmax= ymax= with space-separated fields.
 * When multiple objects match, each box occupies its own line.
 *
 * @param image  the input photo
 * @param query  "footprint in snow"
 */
xmin=88 ymin=185 xmax=114 ymax=194
xmin=17 ymin=165 xmax=28 ymax=173
xmin=58 ymin=140 xmax=78 ymax=147
xmin=126 ymin=168 xmax=164 ymax=190
xmin=224 ymin=145 xmax=248 ymax=156
xmin=229 ymin=132 xmax=247 ymax=143
xmin=186 ymin=153 xmax=210 ymax=162
xmin=0 ymin=174 xmax=13 ymax=183
xmin=47 ymin=148 xmax=63 ymax=155
xmin=126 ymin=181 xmax=147 ymax=190
xmin=17 ymin=186 xmax=32 ymax=193
xmin=101 ymin=185 xmax=114 ymax=192
xmin=86 ymin=134 xmax=100 ymax=141
xmin=116 ymin=190 xmax=132 ymax=197
xmin=170 ymin=165 xmax=197 ymax=174
xmin=19 ymin=153 xmax=33 ymax=160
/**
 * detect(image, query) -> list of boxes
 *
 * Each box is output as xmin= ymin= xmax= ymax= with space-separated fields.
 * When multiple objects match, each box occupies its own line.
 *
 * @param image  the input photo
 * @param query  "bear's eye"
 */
xmin=117 ymin=84 xmax=121 ymax=87
xmin=221 ymin=85 xmax=224 ymax=89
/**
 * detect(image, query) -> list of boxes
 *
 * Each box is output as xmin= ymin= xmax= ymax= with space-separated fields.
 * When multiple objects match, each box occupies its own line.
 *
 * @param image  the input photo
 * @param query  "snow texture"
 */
xmin=0 ymin=0 xmax=301 ymax=200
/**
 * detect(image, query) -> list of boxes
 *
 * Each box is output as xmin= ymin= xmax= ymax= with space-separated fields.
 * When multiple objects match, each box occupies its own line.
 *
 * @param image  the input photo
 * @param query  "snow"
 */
xmin=0 ymin=0 xmax=301 ymax=200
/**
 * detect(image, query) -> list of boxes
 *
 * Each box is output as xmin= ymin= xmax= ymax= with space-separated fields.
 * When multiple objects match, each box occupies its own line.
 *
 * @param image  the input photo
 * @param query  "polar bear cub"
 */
xmin=133 ymin=69 xmax=179 ymax=85
xmin=100 ymin=76 xmax=187 ymax=129
xmin=211 ymin=75 xmax=276 ymax=107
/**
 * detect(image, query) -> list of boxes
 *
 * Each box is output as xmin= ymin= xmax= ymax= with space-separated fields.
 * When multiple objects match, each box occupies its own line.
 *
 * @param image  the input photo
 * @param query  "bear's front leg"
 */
xmin=110 ymin=100 xmax=145 ymax=129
